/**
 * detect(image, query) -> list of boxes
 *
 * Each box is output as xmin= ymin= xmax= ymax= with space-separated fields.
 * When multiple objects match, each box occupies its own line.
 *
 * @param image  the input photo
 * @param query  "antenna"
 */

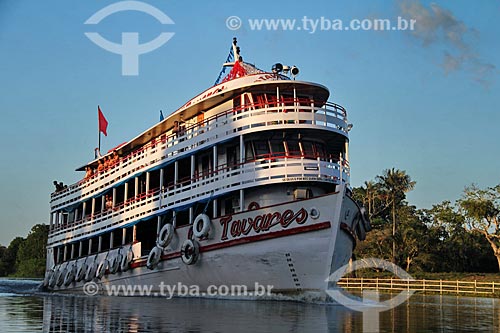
xmin=233 ymin=37 xmax=241 ymax=62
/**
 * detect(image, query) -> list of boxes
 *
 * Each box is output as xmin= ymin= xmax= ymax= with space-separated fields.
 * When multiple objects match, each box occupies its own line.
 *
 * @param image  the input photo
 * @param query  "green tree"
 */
xmin=1 ymin=237 xmax=26 ymax=276
xmin=0 ymin=246 xmax=8 ymax=276
xmin=15 ymin=224 xmax=49 ymax=277
xmin=376 ymin=168 xmax=416 ymax=263
xmin=459 ymin=184 xmax=500 ymax=271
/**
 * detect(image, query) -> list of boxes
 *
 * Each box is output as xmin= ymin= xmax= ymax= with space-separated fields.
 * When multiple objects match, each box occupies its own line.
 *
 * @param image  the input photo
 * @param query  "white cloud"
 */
xmin=397 ymin=0 xmax=496 ymax=87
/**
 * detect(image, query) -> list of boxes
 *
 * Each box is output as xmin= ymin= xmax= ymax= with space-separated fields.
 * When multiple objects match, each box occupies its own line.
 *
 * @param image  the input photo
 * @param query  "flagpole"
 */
xmin=98 ymin=105 xmax=101 ymax=158
xmin=97 ymin=105 xmax=108 ymax=158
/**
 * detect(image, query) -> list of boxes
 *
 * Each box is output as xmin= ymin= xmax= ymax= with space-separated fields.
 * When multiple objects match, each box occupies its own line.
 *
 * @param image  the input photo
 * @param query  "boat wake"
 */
xmin=0 ymin=279 xmax=42 ymax=296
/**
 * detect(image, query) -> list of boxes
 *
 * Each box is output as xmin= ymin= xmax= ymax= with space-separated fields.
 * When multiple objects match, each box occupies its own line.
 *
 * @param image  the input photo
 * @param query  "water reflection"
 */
xmin=0 ymin=279 xmax=499 ymax=333
xmin=42 ymin=296 xmax=340 ymax=333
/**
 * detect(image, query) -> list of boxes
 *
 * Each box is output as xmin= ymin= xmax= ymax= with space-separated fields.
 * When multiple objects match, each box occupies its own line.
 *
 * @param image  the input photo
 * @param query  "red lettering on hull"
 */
xmin=220 ymin=208 xmax=309 ymax=241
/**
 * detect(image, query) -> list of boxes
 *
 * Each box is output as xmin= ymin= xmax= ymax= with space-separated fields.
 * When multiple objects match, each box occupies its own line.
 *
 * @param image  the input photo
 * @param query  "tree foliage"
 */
xmin=458 ymin=185 xmax=500 ymax=270
xmin=0 ymin=224 xmax=48 ymax=278
xmin=354 ymin=172 xmax=498 ymax=273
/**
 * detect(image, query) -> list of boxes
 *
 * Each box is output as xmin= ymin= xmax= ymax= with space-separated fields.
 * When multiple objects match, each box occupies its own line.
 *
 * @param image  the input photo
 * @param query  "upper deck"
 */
xmin=51 ymin=93 xmax=348 ymax=204
xmin=48 ymin=41 xmax=353 ymax=245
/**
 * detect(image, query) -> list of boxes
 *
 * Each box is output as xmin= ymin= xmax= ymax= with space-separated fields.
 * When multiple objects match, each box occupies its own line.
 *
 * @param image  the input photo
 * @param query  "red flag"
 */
xmin=98 ymin=106 xmax=108 ymax=136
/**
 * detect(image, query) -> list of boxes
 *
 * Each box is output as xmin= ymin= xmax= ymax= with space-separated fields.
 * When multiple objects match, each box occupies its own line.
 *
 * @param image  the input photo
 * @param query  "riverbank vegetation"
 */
xmin=0 ymin=224 xmax=48 ymax=278
xmin=353 ymin=168 xmax=500 ymax=274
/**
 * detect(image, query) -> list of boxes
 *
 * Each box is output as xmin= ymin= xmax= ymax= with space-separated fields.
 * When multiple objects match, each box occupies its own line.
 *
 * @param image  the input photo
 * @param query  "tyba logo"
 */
xmin=84 ymin=1 xmax=175 ymax=76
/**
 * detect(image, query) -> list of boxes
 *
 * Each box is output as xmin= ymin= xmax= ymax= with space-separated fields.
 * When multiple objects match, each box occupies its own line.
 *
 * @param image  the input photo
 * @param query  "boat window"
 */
xmin=67 ymin=211 xmax=75 ymax=224
xmin=226 ymin=145 xmax=238 ymax=168
xmin=54 ymin=247 xmax=61 ymax=264
xmin=243 ymin=93 xmax=252 ymax=107
xmin=136 ymin=217 xmax=157 ymax=255
xmin=126 ymin=179 xmax=135 ymax=201
xmin=124 ymin=227 xmax=133 ymax=244
xmin=233 ymin=96 xmax=241 ymax=111
xmin=61 ymin=212 xmax=68 ymax=225
xmin=72 ymin=242 xmax=80 ymax=259
xmin=281 ymin=94 xmax=294 ymax=107
xmin=90 ymin=236 xmax=99 ymax=254
xmin=254 ymin=94 xmax=266 ymax=108
xmin=149 ymin=169 xmax=161 ymax=192
xmin=314 ymin=142 xmax=327 ymax=159
xmin=163 ymin=164 xmax=175 ymax=190
xmin=138 ymin=173 xmax=147 ymax=196
xmin=178 ymin=157 xmax=192 ymax=182
xmin=301 ymin=141 xmax=315 ymax=158
xmin=114 ymin=185 xmax=124 ymax=207
xmin=101 ymin=234 xmax=110 ymax=252
xmin=94 ymin=197 xmax=102 ymax=214
xmin=269 ymin=140 xmax=285 ymax=157
xmin=268 ymin=95 xmax=278 ymax=108
xmin=245 ymin=142 xmax=255 ymax=161
xmin=254 ymin=140 xmax=270 ymax=159
xmin=176 ymin=210 xmax=190 ymax=227
xmin=81 ymin=239 xmax=89 ymax=256
xmin=286 ymin=140 xmax=301 ymax=157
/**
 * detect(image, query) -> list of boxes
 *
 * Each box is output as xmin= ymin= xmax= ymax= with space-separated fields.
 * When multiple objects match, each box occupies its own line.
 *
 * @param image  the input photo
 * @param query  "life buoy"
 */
xmin=56 ymin=266 xmax=65 ymax=287
xmin=84 ymin=262 xmax=96 ymax=282
xmin=76 ymin=262 xmax=87 ymax=282
xmin=64 ymin=264 xmax=75 ymax=286
xmin=157 ymin=223 xmax=174 ymax=248
xmin=120 ymin=247 xmax=134 ymax=272
xmin=146 ymin=246 xmax=162 ymax=270
xmin=248 ymin=201 xmax=260 ymax=210
xmin=181 ymin=239 xmax=199 ymax=265
xmin=95 ymin=259 xmax=108 ymax=279
xmin=108 ymin=253 xmax=121 ymax=274
xmin=193 ymin=214 xmax=211 ymax=239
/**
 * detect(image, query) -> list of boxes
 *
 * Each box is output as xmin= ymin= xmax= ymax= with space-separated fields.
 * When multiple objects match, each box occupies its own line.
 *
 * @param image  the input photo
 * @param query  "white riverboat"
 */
xmin=43 ymin=38 xmax=371 ymax=296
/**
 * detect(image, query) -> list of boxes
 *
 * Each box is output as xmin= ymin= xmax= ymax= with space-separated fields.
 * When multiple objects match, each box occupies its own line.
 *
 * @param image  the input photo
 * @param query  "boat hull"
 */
xmin=46 ymin=188 xmax=365 ymax=297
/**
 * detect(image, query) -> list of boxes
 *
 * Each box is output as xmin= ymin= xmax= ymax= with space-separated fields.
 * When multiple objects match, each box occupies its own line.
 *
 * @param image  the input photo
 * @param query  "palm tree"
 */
xmin=364 ymin=180 xmax=377 ymax=216
xmin=376 ymin=168 xmax=416 ymax=263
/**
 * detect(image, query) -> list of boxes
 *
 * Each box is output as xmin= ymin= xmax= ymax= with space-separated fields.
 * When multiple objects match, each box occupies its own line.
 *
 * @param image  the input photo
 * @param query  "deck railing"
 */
xmin=50 ymin=98 xmax=349 ymax=210
xmin=337 ymin=277 xmax=500 ymax=297
xmin=48 ymin=156 xmax=343 ymax=243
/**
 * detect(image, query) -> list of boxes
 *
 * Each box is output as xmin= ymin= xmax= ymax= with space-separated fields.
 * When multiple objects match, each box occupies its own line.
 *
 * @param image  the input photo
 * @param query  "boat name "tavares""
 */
xmin=220 ymin=208 xmax=308 ymax=241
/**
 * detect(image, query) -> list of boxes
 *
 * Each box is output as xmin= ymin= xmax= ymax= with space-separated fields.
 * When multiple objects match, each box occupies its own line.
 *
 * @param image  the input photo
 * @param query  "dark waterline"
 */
xmin=1 ymin=279 xmax=499 ymax=332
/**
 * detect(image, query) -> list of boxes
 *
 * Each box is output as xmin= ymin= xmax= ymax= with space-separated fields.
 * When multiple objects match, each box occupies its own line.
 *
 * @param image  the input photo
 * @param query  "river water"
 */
xmin=1 ymin=279 xmax=499 ymax=332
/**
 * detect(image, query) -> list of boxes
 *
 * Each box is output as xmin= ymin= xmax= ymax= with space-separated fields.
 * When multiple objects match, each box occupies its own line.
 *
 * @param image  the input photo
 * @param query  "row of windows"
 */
xmin=53 ymin=137 xmax=338 ymax=229
xmin=245 ymin=139 xmax=329 ymax=161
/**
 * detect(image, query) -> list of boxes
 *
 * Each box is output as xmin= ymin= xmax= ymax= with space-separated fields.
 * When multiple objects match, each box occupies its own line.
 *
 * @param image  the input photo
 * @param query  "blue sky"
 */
xmin=0 ymin=0 xmax=498 ymax=246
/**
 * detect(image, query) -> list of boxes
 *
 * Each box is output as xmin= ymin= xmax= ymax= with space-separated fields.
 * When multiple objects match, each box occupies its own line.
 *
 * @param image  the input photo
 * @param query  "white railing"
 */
xmin=337 ymin=277 xmax=500 ymax=297
xmin=48 ymin=156 xmax=345 ymax=244
xmin=50 ymin=100 xmax=348 ymax=212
